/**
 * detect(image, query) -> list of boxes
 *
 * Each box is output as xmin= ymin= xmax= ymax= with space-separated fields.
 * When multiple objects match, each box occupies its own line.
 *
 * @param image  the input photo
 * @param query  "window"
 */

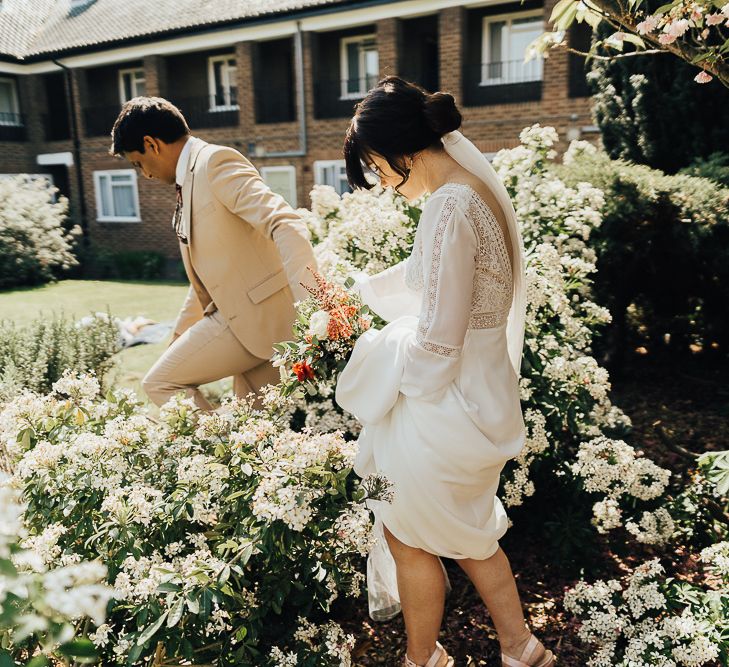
xmin=481 ymin=13 xmax=543 ymax=85
xmin=314 ymin=160 xmax=351 ymax=196
xmin=93 ymin=170 xmax=141 ymax=222
xmin=340 ymin=35 xmax=378 ymax=99
xmin=208 ymin=55 xmax=238 ymax=111
xmin=119 ymin=68 xmax=146 ymax=103
xmin=0 ymin=77 xmax=20 ymax=126
xmin=261 ymin=166 xmax=297 ymax=208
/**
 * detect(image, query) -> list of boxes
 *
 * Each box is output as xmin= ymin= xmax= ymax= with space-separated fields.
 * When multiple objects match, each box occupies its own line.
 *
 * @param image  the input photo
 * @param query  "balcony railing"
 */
xmin=314 ymin=78 xmax=375 ymax=119
xmin=463 ymin=62 xmax=543 ymax=106
xmin=172 ymin=93 xmax=239 ymax=130
xmin=43 ymin=113 xmax=71 ymax=141
xmin=0 ymin=112 xmax=27 ymax=141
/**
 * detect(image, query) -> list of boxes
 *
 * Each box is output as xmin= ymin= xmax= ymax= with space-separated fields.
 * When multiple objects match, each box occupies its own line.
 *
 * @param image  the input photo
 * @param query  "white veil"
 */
xmin=364 ymin=131 xmax=527 ymax=622
xmin=441 ymin=130 xmax=526 ymax=376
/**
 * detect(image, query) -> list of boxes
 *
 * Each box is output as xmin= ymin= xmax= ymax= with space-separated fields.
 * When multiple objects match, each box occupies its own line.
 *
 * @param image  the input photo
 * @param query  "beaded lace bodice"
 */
xmin=405 ymin=184 xmax=513 ymax=356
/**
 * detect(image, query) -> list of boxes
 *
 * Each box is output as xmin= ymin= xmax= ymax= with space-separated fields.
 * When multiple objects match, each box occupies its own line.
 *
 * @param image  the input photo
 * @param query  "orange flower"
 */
xmin=292 ymin=361 xmax=315 ymax=382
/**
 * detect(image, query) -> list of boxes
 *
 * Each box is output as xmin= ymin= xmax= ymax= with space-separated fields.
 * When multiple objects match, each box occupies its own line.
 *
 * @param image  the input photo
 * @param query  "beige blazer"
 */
xmin=172 ymin=138 xmax=316 ymax=360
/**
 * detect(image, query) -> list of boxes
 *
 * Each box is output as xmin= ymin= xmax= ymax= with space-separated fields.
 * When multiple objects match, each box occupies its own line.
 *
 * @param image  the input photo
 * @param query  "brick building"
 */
xmin=0 ymin=0 xmax=595 ymax=265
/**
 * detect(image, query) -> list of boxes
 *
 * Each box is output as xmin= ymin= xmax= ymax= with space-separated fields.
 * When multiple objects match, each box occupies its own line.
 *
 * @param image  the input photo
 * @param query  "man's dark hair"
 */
xmin=110 ymin=96 xmax=190 ymax=156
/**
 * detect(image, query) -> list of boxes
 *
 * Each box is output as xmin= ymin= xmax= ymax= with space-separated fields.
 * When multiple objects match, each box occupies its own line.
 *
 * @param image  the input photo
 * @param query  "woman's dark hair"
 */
xmin=344 ymin=76 xmax=462 ymax=190
xmin=110 ymin=96 xmax=190 ymax=156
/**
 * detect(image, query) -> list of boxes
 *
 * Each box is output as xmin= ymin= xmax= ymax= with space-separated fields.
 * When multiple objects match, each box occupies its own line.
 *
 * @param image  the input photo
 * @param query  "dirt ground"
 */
xmin=344 ymin=351 xmax=729 ymax=666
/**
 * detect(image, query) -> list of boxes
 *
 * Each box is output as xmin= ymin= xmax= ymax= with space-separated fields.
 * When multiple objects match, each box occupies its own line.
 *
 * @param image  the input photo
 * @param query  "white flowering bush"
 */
xmin=1 ymin=372 xmax=389 ymax=665
xmin=0 ymin=474 xmax=114 ymax=665
xmin=565 ymin=555 xmax=728 ymax=666
xmin=0 ymin=175 xmax=80 ymax=288
xmin=299 ymin=126 xmax=672 ymax=548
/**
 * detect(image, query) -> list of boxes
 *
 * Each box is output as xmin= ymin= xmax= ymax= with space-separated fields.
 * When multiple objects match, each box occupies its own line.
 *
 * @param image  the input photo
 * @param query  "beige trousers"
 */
xmin=142 ymin=310 xmax=279 ymax=410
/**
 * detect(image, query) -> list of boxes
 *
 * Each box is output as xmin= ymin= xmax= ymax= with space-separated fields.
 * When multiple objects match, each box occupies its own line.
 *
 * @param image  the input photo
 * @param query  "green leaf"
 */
xmin=186 ymin=593 xmax=200 ymax=614
xmin=58 ymin=638 xmax=97 ymax=658
xmin=167 ymin=598 xmax=185 ymax=628
xmin=26 ymin=657 xmax=50 ymax=667
xmin=549 ymin=0 xmax=577 ymax=23
xmin=156 ymin=582 xmax=181 ymax=593
xmin=136 ymin=610 xmax=169 ymax=646
xmin=621 ymin=33 xmax=646 ymax=48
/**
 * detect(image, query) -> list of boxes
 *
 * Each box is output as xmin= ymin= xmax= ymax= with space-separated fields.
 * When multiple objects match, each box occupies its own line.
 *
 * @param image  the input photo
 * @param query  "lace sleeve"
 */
xmin=400 ymin=192 xmax=477 ymax=401
xmin=354 ymin=260 xmax=420 ymax=322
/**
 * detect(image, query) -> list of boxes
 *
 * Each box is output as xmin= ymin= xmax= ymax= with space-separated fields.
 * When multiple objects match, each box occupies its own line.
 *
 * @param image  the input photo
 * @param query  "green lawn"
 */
xmin=0 ymin=280 xmax=229 ymax=401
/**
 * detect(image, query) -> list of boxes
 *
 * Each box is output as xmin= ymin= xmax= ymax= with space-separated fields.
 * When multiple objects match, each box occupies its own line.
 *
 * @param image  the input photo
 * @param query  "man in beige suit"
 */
xmin=110 ymin=97 xmax=316 ymax=410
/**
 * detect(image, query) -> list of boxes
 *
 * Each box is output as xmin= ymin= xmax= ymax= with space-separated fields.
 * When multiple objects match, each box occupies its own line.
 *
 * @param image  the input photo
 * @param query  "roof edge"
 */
xmin=15 ymin=0 xmax=392 ymax=64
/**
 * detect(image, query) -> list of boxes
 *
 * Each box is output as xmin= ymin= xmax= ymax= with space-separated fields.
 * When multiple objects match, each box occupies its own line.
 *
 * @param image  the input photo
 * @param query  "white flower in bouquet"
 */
xmin=309 ymin=309 xmax=331 ymax=339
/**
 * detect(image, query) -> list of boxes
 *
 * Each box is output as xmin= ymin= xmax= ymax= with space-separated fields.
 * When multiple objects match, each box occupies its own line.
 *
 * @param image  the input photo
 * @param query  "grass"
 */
xmin=0 ymin=279 xmax=224 ymax=400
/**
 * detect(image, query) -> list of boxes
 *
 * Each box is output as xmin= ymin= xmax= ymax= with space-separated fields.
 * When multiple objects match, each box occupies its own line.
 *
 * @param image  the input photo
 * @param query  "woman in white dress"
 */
xmin=335 ymin=77 xmax=555 ymax=667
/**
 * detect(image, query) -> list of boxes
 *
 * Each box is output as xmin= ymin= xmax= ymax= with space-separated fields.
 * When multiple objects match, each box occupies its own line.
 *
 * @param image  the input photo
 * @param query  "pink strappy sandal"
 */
xmin=403 ymin=641 xmax=454 ymax=667
xmin=501 ymin=634 xmax=555 ymax=667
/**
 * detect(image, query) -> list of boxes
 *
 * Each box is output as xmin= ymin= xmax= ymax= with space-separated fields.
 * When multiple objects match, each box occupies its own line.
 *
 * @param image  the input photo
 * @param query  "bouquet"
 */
xmin=274 ymin=270 xmax=373 ymax=397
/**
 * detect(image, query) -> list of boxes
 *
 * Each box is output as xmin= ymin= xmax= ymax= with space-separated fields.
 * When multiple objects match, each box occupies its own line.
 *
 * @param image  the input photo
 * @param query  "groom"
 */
xmin=110 ymin=96 xmax=316 ymax=410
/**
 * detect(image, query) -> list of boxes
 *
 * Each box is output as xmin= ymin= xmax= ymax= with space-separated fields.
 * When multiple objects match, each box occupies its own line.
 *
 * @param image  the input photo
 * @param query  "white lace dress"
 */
xmin=336 ymin=183 xmax=526 ymax=571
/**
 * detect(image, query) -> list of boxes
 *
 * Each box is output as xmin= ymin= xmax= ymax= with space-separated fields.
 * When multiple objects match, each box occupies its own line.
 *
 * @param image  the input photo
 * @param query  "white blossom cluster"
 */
xmin=0 ymin=474 xmax=113 ymax=648
xmin=251 ymin=429 xmax=358 ymax=531
xmin=300 ymin=184 xmax=419 ymax=275
xmin=700 ymin=541 xmax=729 ymax=582
xmin=571 ymin=436 xmax=672 ymax=538
xmin=565 ymin=558 xmax=722 ymax=667
xmin=269 ymin=617 xmax=355 ymax=667
xmin=502 ymin=409 xmax=549 ymax=507
xmin=0 ymin=175 xmax=80 ymax=286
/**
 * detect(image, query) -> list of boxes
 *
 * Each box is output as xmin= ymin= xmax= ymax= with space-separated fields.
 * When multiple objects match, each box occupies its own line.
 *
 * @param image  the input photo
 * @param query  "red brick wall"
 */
xmin=1 ymin=2 xmax=598 ymax=267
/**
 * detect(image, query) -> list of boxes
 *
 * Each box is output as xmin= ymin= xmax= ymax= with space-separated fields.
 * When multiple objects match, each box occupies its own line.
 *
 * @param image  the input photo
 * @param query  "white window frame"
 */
xmin=93 ymin=169 xmax=141 ymax=223
xmin=208 ymin=54 xmax=239 ymax=112
xmin=0 ymin=77 xmax=21 ymax=126
xmin=314 ymin=160 xmax=350 ymax=196
xmin=118 ymin=67 xmax=146 ymax=104
xmin=339 ymin=34 xmax=378 ymax=100
xmin=480 ymin=11 xmax=544 ymax=86
xmin=260 ymin=165 xmax=297 ymax=208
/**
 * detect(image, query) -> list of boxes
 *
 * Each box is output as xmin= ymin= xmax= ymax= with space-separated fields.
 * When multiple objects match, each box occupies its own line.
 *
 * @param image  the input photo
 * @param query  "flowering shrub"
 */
xmin=0 ymin=176 xmax=80 ymax=288
xmin=565 ymin=555 xmax=728 ymax=666
xmin=1 ymin=371 xmax=387 ymax=665
xmin=0 ymin=313 xmax=120 ymax=402
xmin=531 ymin=0 xmax=729 ymax=87
xmin=0 ymin=474 xmax=114 ymax=665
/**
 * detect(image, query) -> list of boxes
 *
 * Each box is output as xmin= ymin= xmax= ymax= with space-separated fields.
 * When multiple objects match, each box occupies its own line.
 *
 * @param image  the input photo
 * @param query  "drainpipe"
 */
xmin=261 ymin=20 xmax=307 ymax=158
xmin=52 ymin=58 xmax=88 ymax=246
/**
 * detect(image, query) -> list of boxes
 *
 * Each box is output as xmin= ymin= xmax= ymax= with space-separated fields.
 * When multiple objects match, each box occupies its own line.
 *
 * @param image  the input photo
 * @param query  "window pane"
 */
xmin=509 ymin=21 xmax=543 ymax=81
xmin=0 ymin=81 xmax=14 ymax=113
xmin=488 ymin=22 xmax=504 ymax=79
xmin=99 ymin=176 xmax=111 ymax=217
xmin=133 ymin=72 xmax=146 ymax=96
xmin=364 ymin=48 xmax=378 ymax=89
xmin=112 ymin=184 xmax=136 ymax=218
xmin=110 ymin=174 xmax=131 ymax=184
xmin=214 ymin=61 xmax=224 ymax=105
xmin=347 ymin=42 xmax=360 ymax=93
xmin=264 ymin=170 xmax=296 ymax=206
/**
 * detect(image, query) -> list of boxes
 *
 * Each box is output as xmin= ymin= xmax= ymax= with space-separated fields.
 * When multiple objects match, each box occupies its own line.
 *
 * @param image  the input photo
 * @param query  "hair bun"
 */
xmin=423 ymin=92 xmax=462 ymax=137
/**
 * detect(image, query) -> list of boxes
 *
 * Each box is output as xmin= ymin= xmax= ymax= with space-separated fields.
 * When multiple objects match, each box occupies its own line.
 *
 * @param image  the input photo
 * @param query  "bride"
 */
xmin=335 ymin=77 xmax=555 ymax=667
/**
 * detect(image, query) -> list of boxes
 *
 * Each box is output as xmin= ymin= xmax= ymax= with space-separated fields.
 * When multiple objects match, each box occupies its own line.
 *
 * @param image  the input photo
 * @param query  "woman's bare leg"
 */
xmin=457 ymin=547 xmax=546 ymax=662
xmin=384 ymin=526 xmax=450 ymax=666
